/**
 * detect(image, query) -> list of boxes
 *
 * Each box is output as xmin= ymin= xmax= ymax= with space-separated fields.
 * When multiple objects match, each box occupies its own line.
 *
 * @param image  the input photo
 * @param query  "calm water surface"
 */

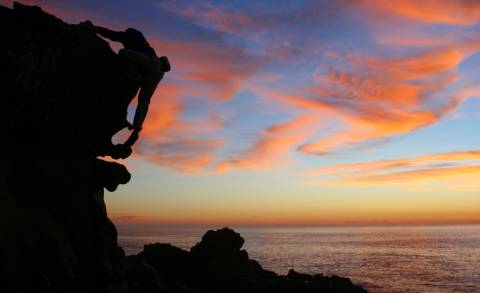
xmin=117 ymin=224 xmax=480 ymax=293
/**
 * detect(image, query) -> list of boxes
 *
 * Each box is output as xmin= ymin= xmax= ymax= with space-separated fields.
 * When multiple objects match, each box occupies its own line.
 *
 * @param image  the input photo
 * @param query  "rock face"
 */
xmin=1 ymin=2 xmax=138 ymax=157
xmin=1 ymin=2 xmax=135 ymax=292
xmin=0 ymin=3 xmax=368 ymax=293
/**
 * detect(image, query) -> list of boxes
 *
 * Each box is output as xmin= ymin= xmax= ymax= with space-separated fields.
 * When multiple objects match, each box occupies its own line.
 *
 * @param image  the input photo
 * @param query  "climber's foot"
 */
xmin=93 ymin=159 xmax=131 ymax=192
xmin=110 ymin=144 xmax=132 ymax=159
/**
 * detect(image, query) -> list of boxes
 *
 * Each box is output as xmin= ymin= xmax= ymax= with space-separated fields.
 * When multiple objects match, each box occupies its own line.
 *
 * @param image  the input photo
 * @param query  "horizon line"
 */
xmin=112 ymin=220 xmax=480 ymax=229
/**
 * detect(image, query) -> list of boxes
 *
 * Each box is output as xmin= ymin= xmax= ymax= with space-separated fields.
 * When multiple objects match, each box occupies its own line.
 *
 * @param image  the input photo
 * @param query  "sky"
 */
xmin=5 ymin=0 xmax=480 ymax=226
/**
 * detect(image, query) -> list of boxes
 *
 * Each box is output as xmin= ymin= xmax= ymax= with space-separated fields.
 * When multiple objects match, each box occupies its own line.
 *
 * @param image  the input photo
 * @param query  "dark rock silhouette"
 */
xmin=0 ymin=2 xmax=368 ymax=293
xmin=2 ymin=3 xmax=139 ymax=158
xmin=0 ymin=2 xmax=140 ymax=292
xmin=130 ymin=228 xmax=368 ymax=293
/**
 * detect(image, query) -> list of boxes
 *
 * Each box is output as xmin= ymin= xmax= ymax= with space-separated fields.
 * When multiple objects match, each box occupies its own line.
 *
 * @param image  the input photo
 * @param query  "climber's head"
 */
xmin=159 ymin=56 xmax=171 ymax=72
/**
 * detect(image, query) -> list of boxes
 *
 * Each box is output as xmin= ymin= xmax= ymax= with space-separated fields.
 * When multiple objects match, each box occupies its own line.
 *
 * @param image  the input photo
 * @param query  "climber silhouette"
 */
xmin=81 ymin=21 xmax=171 ymax=151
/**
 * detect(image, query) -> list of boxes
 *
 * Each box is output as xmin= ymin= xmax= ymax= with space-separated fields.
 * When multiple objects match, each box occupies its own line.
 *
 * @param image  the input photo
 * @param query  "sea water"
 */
xmin=117 ymin=224 xmax=480 ymax=293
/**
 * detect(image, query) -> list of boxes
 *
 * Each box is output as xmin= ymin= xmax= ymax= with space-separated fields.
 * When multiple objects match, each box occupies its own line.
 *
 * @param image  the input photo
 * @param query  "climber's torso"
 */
xmin=120 ymin=28 xmax=157 ymax=57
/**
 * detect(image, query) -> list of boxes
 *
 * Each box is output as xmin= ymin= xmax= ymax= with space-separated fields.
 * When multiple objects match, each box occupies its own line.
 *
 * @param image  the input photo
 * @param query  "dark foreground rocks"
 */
xmin=0 ymin=2 xmax=368 ymax=293
xmin=127 ymin=227 xmax=369 ymax=293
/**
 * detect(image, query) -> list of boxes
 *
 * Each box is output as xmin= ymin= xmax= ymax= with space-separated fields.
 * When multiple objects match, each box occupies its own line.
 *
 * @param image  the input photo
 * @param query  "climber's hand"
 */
xmin=79 ymin=20 xmax=94 ymax=28
xmin=125 ymin=120 xmax=134 ymax=130
xmin=124 ymin=129 xmax=140 ymax=148
xmin=110 ymin=144 xmax=132 ymax=160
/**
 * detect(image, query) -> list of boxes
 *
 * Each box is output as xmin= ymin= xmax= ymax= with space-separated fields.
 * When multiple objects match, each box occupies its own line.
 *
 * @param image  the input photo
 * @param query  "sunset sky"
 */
xmin=6 ymin=0 xmax=480 ymax=225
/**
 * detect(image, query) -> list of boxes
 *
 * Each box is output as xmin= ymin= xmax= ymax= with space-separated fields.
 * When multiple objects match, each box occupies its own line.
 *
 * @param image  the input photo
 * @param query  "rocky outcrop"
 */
xmin=129 ymin=228 xmax=369 ymax=293
xmin=1 ymin=2 xmax=136 ymax=292
xmin=1 ymin=2 xmax=138 ymax=158
xmin=0 ymin=2 xmax=368 ymax=293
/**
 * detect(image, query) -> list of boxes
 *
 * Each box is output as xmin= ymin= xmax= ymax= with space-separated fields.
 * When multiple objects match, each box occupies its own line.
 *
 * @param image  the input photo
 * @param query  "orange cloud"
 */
xmin=293 ymin=42 xmax=479 ymax=155
xmin=140 ymin=84 xmax=183 ymax=137
xmin=305 ymin=149 xmax=480 ymax=187
xmin=349 ymin=1 xmax=480 ymax=53
xmin=252 ymin=51 xmax=465 ymax=156
xmin=338 ymin=165 xmax=480 ymax=186
xmin=215 ymin=115 xmax=317 ymax=172
xmin=306 ymin=150 xmax=480 ymax=176
xmin=150 ymin=39 xmax=262 ymax=101
xmin=133 ymin=82 xmax=225 ymax=173
xmin=247 ymin=37 xmax=480 ymax=159
xmin=356 ymin=0 xmax=480 ymax=25
xmin=125 ymin=37 xmax=263 ymax=172
xmin=138 ymin=138 xmax=224 ymax=173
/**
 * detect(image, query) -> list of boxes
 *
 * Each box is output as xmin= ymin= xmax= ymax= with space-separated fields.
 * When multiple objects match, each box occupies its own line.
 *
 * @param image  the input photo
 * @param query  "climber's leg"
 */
xmin=138 ymin=73 xmax=162 ymax=104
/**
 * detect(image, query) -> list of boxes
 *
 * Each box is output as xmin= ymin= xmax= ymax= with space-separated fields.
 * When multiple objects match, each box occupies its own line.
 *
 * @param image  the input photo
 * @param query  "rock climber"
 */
xmin=81 ymin=20 xmax=171 ymax=152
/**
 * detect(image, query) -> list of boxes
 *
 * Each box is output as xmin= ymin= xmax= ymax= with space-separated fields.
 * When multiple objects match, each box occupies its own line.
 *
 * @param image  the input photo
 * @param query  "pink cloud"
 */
xmin=215 ymin=115 xmax=317 ymax=172
xmin=286 ymin=42 xmax=479 ymax=155
xmin=302 ymin=149 xmax=480 ymax=189
xmin=150 ymin=39 xmax=263 ymax=101
xmin=132 ymin=82 xmax=225 ymax=173
xmin=138 ymin=138 xmax=224 ymax=173
xmin=305 ymin=150 xmax=480 ymax=176
xmin=158 ymin=1 xmax=261 ymax=37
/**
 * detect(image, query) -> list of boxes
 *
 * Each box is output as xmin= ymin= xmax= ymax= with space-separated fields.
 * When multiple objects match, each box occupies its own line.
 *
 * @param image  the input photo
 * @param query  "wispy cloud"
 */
xmin=355 ymin=0 xmax=480 ymax=26
xmin=150 ymin=39 xmax=264 ymax=101
xmin=133 ymin=82 xmax=225 ymax=173
xmin=305 ymin=150 xmax=480 ymax=188
xmin=295 ymin=42 xmax=478 ymax=155
xmin=138 ymin=138 xmax=224 ymax=173
xmin=215 ymin=115 xmax=317 ymax=172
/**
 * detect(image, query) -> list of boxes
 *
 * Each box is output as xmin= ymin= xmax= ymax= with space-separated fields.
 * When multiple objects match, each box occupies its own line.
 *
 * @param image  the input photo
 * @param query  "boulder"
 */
xmin=139 ymin=228 xmax=369 ymax=293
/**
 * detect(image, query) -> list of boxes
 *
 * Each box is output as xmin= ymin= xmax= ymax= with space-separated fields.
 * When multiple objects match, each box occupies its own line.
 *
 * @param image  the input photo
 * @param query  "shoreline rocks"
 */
xmin=127 ymin=227 xmax=368 ymax=293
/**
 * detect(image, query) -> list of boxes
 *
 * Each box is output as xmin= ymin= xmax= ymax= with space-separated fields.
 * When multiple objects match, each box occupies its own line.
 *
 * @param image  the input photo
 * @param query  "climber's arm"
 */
xmin=132 ymin=72 xmax=164 ymax=131
xmin=93 ymin=25 xmax=125 ymax=42
xmin=123 ymin=129 xmax=139 ymax=148
xmin=131 ymin=91 xmax=151 ymax=132
xmin=123 ymin=96 xmax=150 ymax=147
xmin=122 ymin=92 xmax=149 ymax=149
xmin=122 ymin=85 xmax=153 ymax=148
xmin=123 ymin=73 xmax=164 ymax=148
xmin=123 ymin=94 xmax=150 ymax=148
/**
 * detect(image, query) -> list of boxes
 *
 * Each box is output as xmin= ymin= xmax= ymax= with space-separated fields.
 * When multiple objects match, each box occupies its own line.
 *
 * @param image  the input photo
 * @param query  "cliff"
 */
xmin=0 ymin=2 xmax=368 ymax=293
xmin=1 ymin=2 xmax=136 ymax=292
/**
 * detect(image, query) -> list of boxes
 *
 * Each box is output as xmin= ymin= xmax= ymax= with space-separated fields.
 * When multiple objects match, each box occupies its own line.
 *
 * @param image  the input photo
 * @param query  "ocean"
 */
xmin=116 ymin=224 xmax=480 ymax=293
